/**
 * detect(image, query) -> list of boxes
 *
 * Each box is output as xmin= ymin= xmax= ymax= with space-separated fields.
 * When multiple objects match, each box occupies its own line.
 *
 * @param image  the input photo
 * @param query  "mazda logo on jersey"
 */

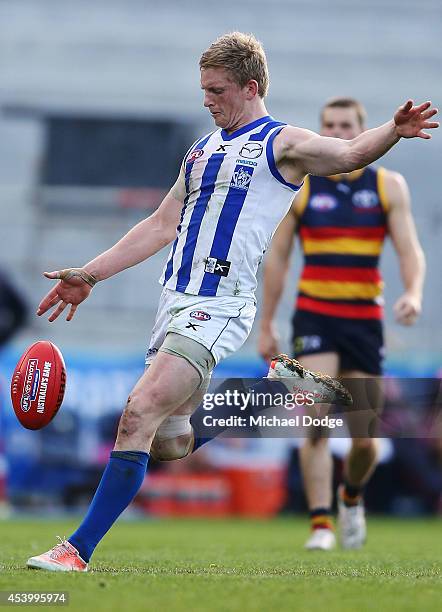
xmin=352 ymin=190 xmax=379 ymax=208
xmin=190 ymin=311 xmax=211 ymax=321
xmin=239 ymin=142 xmax=263 ymax=159
xmin=310 ymin=194 xmax=338 ymax=211
xmin=204 ymin=257 xmax=231 ymax=277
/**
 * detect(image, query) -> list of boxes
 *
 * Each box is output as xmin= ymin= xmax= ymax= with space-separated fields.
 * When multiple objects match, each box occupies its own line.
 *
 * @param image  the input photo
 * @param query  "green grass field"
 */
xmin=0 ymin=517 xmax=440 ymax=611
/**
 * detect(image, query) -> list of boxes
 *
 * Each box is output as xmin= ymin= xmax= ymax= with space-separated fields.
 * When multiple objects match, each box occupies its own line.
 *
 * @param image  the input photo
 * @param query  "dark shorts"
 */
xmin=292 ymin=309 xmax=384 ymax=375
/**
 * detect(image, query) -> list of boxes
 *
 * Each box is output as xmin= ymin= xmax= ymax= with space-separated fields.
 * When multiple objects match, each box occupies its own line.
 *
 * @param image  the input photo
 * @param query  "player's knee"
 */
xmin=151 ymin=414 xmax=194 ymax=461
xmin=150 ymin=432 xmax=194 ymax=461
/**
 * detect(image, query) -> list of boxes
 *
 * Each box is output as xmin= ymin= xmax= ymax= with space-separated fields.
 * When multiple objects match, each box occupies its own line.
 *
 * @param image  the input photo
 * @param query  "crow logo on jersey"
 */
xmin=352 ymin=189 xmax=379 ymax=209
xmin=205 ymin=257 xmax=231 ymax=277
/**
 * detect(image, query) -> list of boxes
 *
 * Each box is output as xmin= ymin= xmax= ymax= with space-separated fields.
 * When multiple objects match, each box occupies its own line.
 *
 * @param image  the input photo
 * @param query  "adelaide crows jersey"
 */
xmin=160 ymin=116 xmax=301 ymax=298
xmin=295 ymin=167 xmax=389 ymax=319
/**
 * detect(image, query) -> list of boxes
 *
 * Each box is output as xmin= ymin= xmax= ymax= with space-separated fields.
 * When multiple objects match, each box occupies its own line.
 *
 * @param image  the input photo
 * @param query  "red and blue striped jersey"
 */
xmin=295 ymin=167 xmax=389 ymax=319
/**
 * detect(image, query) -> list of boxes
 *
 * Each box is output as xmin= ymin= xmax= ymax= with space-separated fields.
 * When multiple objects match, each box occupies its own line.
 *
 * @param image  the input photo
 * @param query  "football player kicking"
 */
xmin=28 ymin=32 xmax=437 ymax=571
xmin=259 ymin=97 xmax=426 ymax=551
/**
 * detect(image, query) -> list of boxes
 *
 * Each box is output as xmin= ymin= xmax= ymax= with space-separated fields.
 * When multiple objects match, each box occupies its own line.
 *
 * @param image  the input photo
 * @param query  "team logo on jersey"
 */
xmin=230 ymin=165 xmax=253 ymax=191
xmin=187 ymin=149 xmax=204 ymax=163
xmin=190 ymin=311 xmax=211 ymax=321
xmin=239 ymin=142 xmax=263 ymax=159
xmin=352 ymin=189 xmax=379 ymax=208
xmin=204 ymin=257 xmax=231 ymax=277
xmin=310 ymin=194 xmax=338 ymax=211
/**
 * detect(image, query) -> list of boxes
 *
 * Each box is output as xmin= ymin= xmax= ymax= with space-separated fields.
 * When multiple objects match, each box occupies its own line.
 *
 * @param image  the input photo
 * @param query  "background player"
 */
xmin=27 ymin=33 xmax=437 ymax=571
xmin=258 ymin=97 xmax=427 ymax=550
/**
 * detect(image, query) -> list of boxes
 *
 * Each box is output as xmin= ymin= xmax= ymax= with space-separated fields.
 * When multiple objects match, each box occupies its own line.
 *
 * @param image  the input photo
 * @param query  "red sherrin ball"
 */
xmin=10 ymin=341 xmax=67 ymax=430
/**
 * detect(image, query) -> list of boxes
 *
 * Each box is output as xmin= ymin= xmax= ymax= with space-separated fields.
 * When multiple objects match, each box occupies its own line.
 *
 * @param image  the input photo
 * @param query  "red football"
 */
xmin=10 ymin=341 xmax=67 ymax=430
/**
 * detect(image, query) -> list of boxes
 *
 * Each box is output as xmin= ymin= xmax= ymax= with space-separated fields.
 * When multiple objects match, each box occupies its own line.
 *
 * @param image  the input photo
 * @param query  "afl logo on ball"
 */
xmin=310 ymin=194 xmax=338 ymax=211
xmin=190 ymin=311 xmax=211 ymax=321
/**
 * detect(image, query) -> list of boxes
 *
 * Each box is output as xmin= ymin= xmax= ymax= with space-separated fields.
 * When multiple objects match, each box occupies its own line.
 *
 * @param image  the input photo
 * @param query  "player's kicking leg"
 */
xmin=27 ymin=349 xmax=203 ymax=571
xmin=151 ymin=353 xmax=351 ymax=460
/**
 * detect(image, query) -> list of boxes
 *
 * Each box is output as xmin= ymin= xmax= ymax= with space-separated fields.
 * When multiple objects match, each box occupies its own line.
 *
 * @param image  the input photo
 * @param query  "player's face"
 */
xmin=321 ymin=107 xmax=363 ymax=139
xmin=201 ymin=67 xmax=248 ymax=130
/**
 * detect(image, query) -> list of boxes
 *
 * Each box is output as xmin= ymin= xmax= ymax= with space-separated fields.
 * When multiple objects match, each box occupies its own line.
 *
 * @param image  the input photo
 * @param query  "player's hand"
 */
xmin=258 ymin=323 xmax=280 ymax=363
xmin=37 ymin=268 xmax=97 ymax=322
xmin=394 ymin=100 xmax=439 ymax=139
xmin=393 ymin=292 xmax=422 ymax=326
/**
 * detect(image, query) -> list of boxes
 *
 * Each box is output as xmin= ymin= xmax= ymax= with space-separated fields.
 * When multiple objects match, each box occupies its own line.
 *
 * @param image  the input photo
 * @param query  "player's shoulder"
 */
xmin=375 ymin=166 xmax=410 ymax=211
xmin=274 ymin=125 xmax=317 ymax=152
xmin=278 ymin=125 xmax=316 ymax=142
xmin=374 ymin=165 xmax=407 ymax=187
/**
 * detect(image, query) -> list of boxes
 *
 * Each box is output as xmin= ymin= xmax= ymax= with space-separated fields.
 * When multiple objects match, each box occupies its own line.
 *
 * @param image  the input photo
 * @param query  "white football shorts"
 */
xmin=145 ymin=288 xmax=256 ymax=367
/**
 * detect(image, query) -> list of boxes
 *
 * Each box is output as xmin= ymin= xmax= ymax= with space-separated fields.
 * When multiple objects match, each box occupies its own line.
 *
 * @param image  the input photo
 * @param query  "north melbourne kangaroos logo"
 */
xmin=230 ymin=165 xmax=253 ymax=191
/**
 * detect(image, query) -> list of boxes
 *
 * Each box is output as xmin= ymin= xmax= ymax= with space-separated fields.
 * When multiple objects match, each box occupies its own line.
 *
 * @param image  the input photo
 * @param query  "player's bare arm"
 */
xmin=385 ymin=170 xmax=426 ymax=326
xmin=258 ymin=202 xmax=297 ymax=361
xmin=274 ymin=100 xmax=439 ymax=184
xmin=37 ymin=169 xmax=186 ymax=322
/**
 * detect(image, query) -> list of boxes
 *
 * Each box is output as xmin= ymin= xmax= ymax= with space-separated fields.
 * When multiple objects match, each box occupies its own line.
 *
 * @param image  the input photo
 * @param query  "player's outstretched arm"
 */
xmin=38 ymin=170 xmax=186 ymax=322
xmin=278 ymin=101 xmax=439 ymax=181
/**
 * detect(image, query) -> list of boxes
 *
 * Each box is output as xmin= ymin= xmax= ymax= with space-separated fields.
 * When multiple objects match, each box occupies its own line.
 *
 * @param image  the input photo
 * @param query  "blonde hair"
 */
xmin=200 ymin=32 xmax=269 ymax=98
xmin=321 ymin=97 xmax=367 ymax=128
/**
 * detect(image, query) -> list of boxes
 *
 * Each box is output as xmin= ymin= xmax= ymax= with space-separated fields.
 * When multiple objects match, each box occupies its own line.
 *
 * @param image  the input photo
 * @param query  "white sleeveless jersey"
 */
xmin=160 ymin=116 xmax=302 ymax=298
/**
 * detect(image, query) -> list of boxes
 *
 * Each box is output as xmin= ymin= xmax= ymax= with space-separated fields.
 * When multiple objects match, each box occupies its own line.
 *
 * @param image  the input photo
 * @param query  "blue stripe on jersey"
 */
xmin=221 ymin=115 xmax=272 ymax=141
xmin=175 ymin=152 xmax=225 ymax=292
xmin=198 ymin=165 xmax=256 ymax=296
xmin=249 ymin=120 xmax=285 ymax=141
xmin=304 ymin=254 xmax=381 ymax=268
xmin=266 ymin=127 xmax=303 ymax=192
xmin=163 ymin=133 xmax=213 ymax=284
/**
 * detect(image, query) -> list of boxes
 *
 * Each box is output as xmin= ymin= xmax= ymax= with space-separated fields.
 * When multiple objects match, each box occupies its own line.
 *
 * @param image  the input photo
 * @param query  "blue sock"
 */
xmin=69 ymin=450 xmax=149 ymax=562
xmin=190 ymin=378 xmax=287 ymax=452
